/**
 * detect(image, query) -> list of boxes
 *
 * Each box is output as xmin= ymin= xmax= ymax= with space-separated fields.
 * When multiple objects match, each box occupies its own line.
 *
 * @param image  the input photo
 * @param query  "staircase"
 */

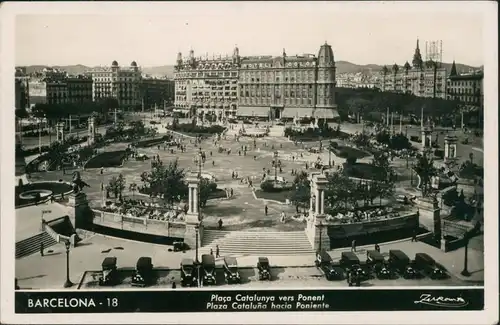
xmin=16 ymin=232 xmax=58 ymax=259
xmin=201 ymin=230 xmax=314 ymax=255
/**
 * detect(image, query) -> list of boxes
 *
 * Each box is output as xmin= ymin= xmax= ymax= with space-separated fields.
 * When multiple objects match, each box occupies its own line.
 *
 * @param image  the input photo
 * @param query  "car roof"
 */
xmin=342 ymin=251 xmax=359 ymax=259
xmin=258 ymin=257 xmax=269 ymax=263
xmin=224 ymin=256 xmax=238 ymax=266
xmin=201 ymin=254 xmax=215 ymax=265
xmin=317 ymin=249 xmax=333 ymax=261
xmin=181 ymin=258 xmax=194 ymax=266
xmin=136 ymin=256 xmax=152 ymax=267
xmin=367 ymin=250 xmax=384 ymax=259
xmin=390 ymin=250 xmax=410 ymax=259
xmin=102 ymin=256 xmax=117 ymax=267
xmin=415 ymin=253 xmax=434 ymax=261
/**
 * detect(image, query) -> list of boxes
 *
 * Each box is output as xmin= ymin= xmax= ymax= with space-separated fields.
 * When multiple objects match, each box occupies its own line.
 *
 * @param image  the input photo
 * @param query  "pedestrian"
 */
xmin=351 ymin=239 xmax=356 ymax=252
xmin=230 ymin=188 xmax=234 ymax=197
xmin=216 ymin=245 xmax=220 ymax=258
xmin=375 ymin=243 xmax=380 ymax=253
xmin=347 ymin=271 xmax=352 ymax=287
xmin=171 ymin=281 xmax=176 ymax=289
xmin=265 ymin=205 xmax=268 ymax=216
xmin=210 ymin=248 xmax=213 ymax=256
xmin=40 ymin=242 xmax=44 ymax=257
xmin=218 ymin=218 xmax=223 ymax=230
xmin=212 ymin=160 xmax=215 ymax=166
xmin=411 ymin=229 xmax=418 ymax=242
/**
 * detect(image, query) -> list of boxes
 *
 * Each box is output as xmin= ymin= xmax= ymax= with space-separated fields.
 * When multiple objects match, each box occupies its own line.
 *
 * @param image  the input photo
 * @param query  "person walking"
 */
xmin=351 ymin=239 xmax=357 ymax=252
xmin=216 ymin=245 xmax=220 ymax=258
xmin=218 ymin=218 xmax=223 ymax=230
xmin=265 ymin=205 xmax=268 ymax=216
xmin=230 ymin=188 xmax=234 ymax=197
xmin=40 ymin=242 xmax=44 ymax=257
xmin=374 ymin=243 xmax=380 ymax=253
xmin=411 ymin=229 xmax=418 ymax=242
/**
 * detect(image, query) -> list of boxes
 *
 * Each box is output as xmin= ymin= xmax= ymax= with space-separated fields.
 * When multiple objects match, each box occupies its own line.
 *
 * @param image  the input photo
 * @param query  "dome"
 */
xmin=131 ymin=61 xmax=137 ymax=67
xmin=318 ymin=42 xmax=334 ymax=66
xmin=111 ymin=60 xmax=118 ymax=67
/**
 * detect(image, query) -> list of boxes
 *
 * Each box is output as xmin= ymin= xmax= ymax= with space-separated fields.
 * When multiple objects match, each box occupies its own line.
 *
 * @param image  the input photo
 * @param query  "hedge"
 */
xmin=84 ymin=150 xmax=127 ymax=169
xmin=168 ymin=123 xmax=226 ymax=135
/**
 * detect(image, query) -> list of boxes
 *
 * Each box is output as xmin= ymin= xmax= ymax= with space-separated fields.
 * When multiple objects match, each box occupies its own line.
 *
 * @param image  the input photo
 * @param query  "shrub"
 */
xmin=85 ymin=150 xmax=127 ymax=168
xmin=260 ymin=180 xmax=292 ymax=193
xmin=442 ymin=188 xmax=459 ymax=206
xmin=410 ymin=135 xmax=419 ymax=142
xmin=434 ymin=149 xmax=444 ymax=159
xmin=389 ymin=134 xmax=412 ymax=150
xmin=330 ymin=141 xmax=339 ymax=149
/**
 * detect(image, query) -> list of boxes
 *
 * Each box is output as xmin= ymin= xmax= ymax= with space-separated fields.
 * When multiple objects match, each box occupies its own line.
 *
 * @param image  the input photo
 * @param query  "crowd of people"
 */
xmin=325 ymin=206 xmax=402 ymax=224
xmin=102 ymin=198 xmax=186 ymax=222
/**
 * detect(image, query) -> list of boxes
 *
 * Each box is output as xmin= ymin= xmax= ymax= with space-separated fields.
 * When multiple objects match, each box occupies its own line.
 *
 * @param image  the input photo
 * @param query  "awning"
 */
xmin=313 ymin=108 xmax=340 ymax=119
xmin=237 ymin=106 xmax=270 ymax=117
xmin=282 ymin=107 xmax=314 ymax=118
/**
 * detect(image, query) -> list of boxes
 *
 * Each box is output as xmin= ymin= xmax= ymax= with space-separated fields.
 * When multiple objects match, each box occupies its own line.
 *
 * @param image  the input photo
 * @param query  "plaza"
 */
xmin=15 ymin=114 xmax=484 ymax=290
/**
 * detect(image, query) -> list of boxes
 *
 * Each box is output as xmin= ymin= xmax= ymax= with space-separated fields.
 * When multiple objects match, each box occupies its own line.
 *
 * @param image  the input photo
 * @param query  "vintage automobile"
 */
xmin=388 ymin=250 xmax=417 ymax=279
xmin=223 ymin=257 xmax=241 ymax=284
xmin=315 ymin=249 xmax=343 ymax=281
xmin=173 ymin=241 xmax=186 ymax=252
xmin=131 ymin=257 xmax=153 ymax=287
xmin=366 ymin=250 xmax=385 ymax=273
xmin=180 ymin=258 xmax=198 ymax=287
xmin=257 ymin=257 xmax=271 ymax=281
xmin=99 ymin=257 xmax=118 ymax=286
xmin=414 ymin=253 xmax=447 ymax=279
xmin=340 ymin=251 xmax=360 ymax=271
xmin=201 ymin=254 xmax=216 ymax=286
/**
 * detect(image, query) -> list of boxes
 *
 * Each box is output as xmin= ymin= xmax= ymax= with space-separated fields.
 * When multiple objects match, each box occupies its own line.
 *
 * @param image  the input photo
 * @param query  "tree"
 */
xmin=346 ymin=156 xmax=357 ymax=166
xmin=129 ymin=182 xmax=138 ymax=199
xmin=199 ymin=178 xmax=216 ymax=208
xmin=325 ymin=171 xmax=358 ymax=212
xmin=371 ymin=152 xmax=390 ymax=170
xmin=289 ymin=171 xmax=310 ymax=212
xmin=141 ymin=158 xmax=187 ymax=206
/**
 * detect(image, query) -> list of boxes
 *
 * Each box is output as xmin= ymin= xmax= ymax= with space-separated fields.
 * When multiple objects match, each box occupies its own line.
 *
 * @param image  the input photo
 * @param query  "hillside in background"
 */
xmin=22 ymin=61 xmax=481 ymax=78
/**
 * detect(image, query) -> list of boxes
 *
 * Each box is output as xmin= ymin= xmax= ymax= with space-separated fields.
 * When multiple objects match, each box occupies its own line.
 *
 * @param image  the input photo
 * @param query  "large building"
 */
xmin=90 ymin=61 xmax=142 ymax=109
xmin=379 ymin=39 xmax=447 ymax=99
xmin=174 ymin=43 xmax=339 ymax=120
xmin=174 ymin=49 xmax=240 ymax=119
xmin=238 ymin=43 xmax=338 ymax=120
xmin=446 ymin=61 xmax=483 ymax=110
xmin=66 ymin=75 xmax=93 ymax=104
xmin=141 ymin=76 xmax=175 ymax=109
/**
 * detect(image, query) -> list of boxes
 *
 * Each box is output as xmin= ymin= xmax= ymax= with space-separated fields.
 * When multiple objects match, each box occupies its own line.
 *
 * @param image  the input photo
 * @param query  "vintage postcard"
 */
xmin=0 ymin=1 xmax=497 ymax=324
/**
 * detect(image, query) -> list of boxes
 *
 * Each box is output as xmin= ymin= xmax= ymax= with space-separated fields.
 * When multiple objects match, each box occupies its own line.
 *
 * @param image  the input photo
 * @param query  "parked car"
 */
xmin=180 ymin=258 xmax=198 ymax=287
xmin=223 ymin=257 xmax=241 ymax=284
xmin=366 ymin=250 xmax=388 ymax=278
xmin=173 ymin=241 xmax=186 ymax=252
xmin=99 ymin=257 xmax=118 ymax=286
xmin=388 ymin=250 xmax=417 ymax=279
xmin=257 ymin=257 xmax=271 ymax=281
xmin=131 ymin=257 xmax=153 ymax=287
xmin=201 ymin=254 xmax=216 ymax=286
xmin=315 ymin=249 xmax=343 ymax=281
xmin=340 ymin=251 xmax=360 ymax=271
xmin=414 ymin=253 xmax=448 ymax=279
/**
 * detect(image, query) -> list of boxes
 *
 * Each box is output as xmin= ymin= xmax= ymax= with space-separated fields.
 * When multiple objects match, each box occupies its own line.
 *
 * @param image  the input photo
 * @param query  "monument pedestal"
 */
xmin=184 ymin=213 xmax=202 ymax=250
xmin=67 ymin=192 xmax=92 ymax=230
xmin=416 ymin=196 xmax=441 ymax=239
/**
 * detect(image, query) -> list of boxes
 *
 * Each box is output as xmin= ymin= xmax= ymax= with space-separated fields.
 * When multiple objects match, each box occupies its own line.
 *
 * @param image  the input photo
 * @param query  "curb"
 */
xmin=251 ymin=189 xmax=288 ymax=206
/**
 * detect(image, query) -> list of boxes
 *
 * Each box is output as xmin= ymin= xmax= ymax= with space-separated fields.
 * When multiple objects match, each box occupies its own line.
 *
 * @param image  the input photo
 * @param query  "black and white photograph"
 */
xmin=0 ymin=1 xmax=497 ymax=324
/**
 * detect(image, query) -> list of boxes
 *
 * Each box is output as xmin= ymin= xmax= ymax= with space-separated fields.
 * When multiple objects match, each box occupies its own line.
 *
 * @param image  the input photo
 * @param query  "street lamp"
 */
xmin=460 ymin=231 xmax=471 ymax=277
xmin=273 ymin=151 xmax=279 ymax=185
xmin=194 ymin=225 xmax=201 ymax=287
xmin=316 ymin=221 xmax=326 ymax=251
xmin=63 ymin=240 xmax=73 ymax=288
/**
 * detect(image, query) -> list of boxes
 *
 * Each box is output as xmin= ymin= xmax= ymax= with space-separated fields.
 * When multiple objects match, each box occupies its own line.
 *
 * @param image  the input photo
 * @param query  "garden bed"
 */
xmin=15 ymin=181 xmax=73 ymax=207
xmin=167 ymin=123 xmax=226 ymax=136
xmin=344 ymin=162 xmax=387 ymax=181
xmin=332 ymin=145 xmax=370 ymax=159
xmin=135 ymin=135 xmax=172 ymax=148
xmin=254 ymin=189 xmax=293 ymax=203
xmin=84 ymin=150 xmax=127 ymax=169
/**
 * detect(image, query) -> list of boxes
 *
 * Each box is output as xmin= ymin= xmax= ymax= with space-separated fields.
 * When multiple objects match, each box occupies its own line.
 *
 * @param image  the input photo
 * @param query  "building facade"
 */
xmin=174 ymin=49 xmax=239 ymax=119
xmin=141 ymin=76 xmax=175 ymax=109
xmin=15 ymin=67 xmax=30 ymax=110
xmin=446 ymin=61 xmax=483 ymax=110
xmin=174 ymin=43 xmax=338 ymax=120
xmin=379 ymin=40 xmax=447 ymax=99
xmin=45 ymin=75 xmax=93 ymax=105
xmin=90 ymin=61 xmax=142 ymax=109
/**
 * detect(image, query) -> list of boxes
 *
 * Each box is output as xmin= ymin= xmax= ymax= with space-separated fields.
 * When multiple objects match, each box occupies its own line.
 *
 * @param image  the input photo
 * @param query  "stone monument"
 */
xmin=306 ymin=172 xmax=330 ymax=250
xmin=184 ymin=172 xmax=203 ymax=249
xmin=87 ymin=116 xmax=96 ymax=145
xmin=444 ymin=135 xmax=458 ymax=162
xmin=56 ymin=122 xmax=65 ymax=143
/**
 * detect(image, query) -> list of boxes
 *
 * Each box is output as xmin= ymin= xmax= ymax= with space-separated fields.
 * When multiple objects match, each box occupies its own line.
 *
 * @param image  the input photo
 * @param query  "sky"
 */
xmin=13 ymin=2 xmax=488 ymax=67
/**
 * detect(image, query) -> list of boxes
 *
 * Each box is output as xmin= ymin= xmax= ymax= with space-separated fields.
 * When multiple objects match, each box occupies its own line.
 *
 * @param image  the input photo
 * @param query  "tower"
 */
xmin=412 ymin=39 xmax=423 ymax=69
xmin=232 ymin=45 xmax=240 ymax=66
xmin=111 ymin=60 xmax=119 ymax=72
xmin=189 ymin=49 xmax=195 ymax=67
xmin=450 ymin=60 xmax=458 ymax=77
xmin=316 ymin=42 xmax=336 ymax=109
xmin=176 ymin=52 xmax=183 ymax=71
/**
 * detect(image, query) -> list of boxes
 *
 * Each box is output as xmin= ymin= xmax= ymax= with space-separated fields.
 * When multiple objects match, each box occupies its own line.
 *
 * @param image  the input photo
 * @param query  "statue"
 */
xmin=72 ymin=171 xmax=90 ymax=194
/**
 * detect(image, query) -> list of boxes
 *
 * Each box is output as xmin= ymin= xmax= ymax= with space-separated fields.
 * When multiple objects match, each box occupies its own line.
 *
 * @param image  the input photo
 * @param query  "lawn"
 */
xmin=85 ymin=150 xmax=127 ymax=169
xmin=344 ymin=162 xmax=387 ymax=181
xmin=254 ymin=189 xmax=293 ymax=203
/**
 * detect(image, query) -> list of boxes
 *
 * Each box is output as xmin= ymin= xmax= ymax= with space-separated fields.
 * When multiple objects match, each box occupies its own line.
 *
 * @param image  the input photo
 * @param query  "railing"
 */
xmin=91 ymin=209 xmax=186 ymax=238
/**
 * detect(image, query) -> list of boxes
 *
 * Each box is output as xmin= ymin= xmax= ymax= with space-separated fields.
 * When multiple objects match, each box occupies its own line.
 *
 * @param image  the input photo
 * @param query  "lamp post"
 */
xmin=273 ymin=151 xmax=279 ymax=185
xmin=316 ymin=221 xmax=326 ymax=251
xmin=460 ymin=231 xmax=471 ymax=277
xmin=194 ymin=225 xmax=201 ymax=287
xmin=63 ymin=240 xmax=73 ymax=288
